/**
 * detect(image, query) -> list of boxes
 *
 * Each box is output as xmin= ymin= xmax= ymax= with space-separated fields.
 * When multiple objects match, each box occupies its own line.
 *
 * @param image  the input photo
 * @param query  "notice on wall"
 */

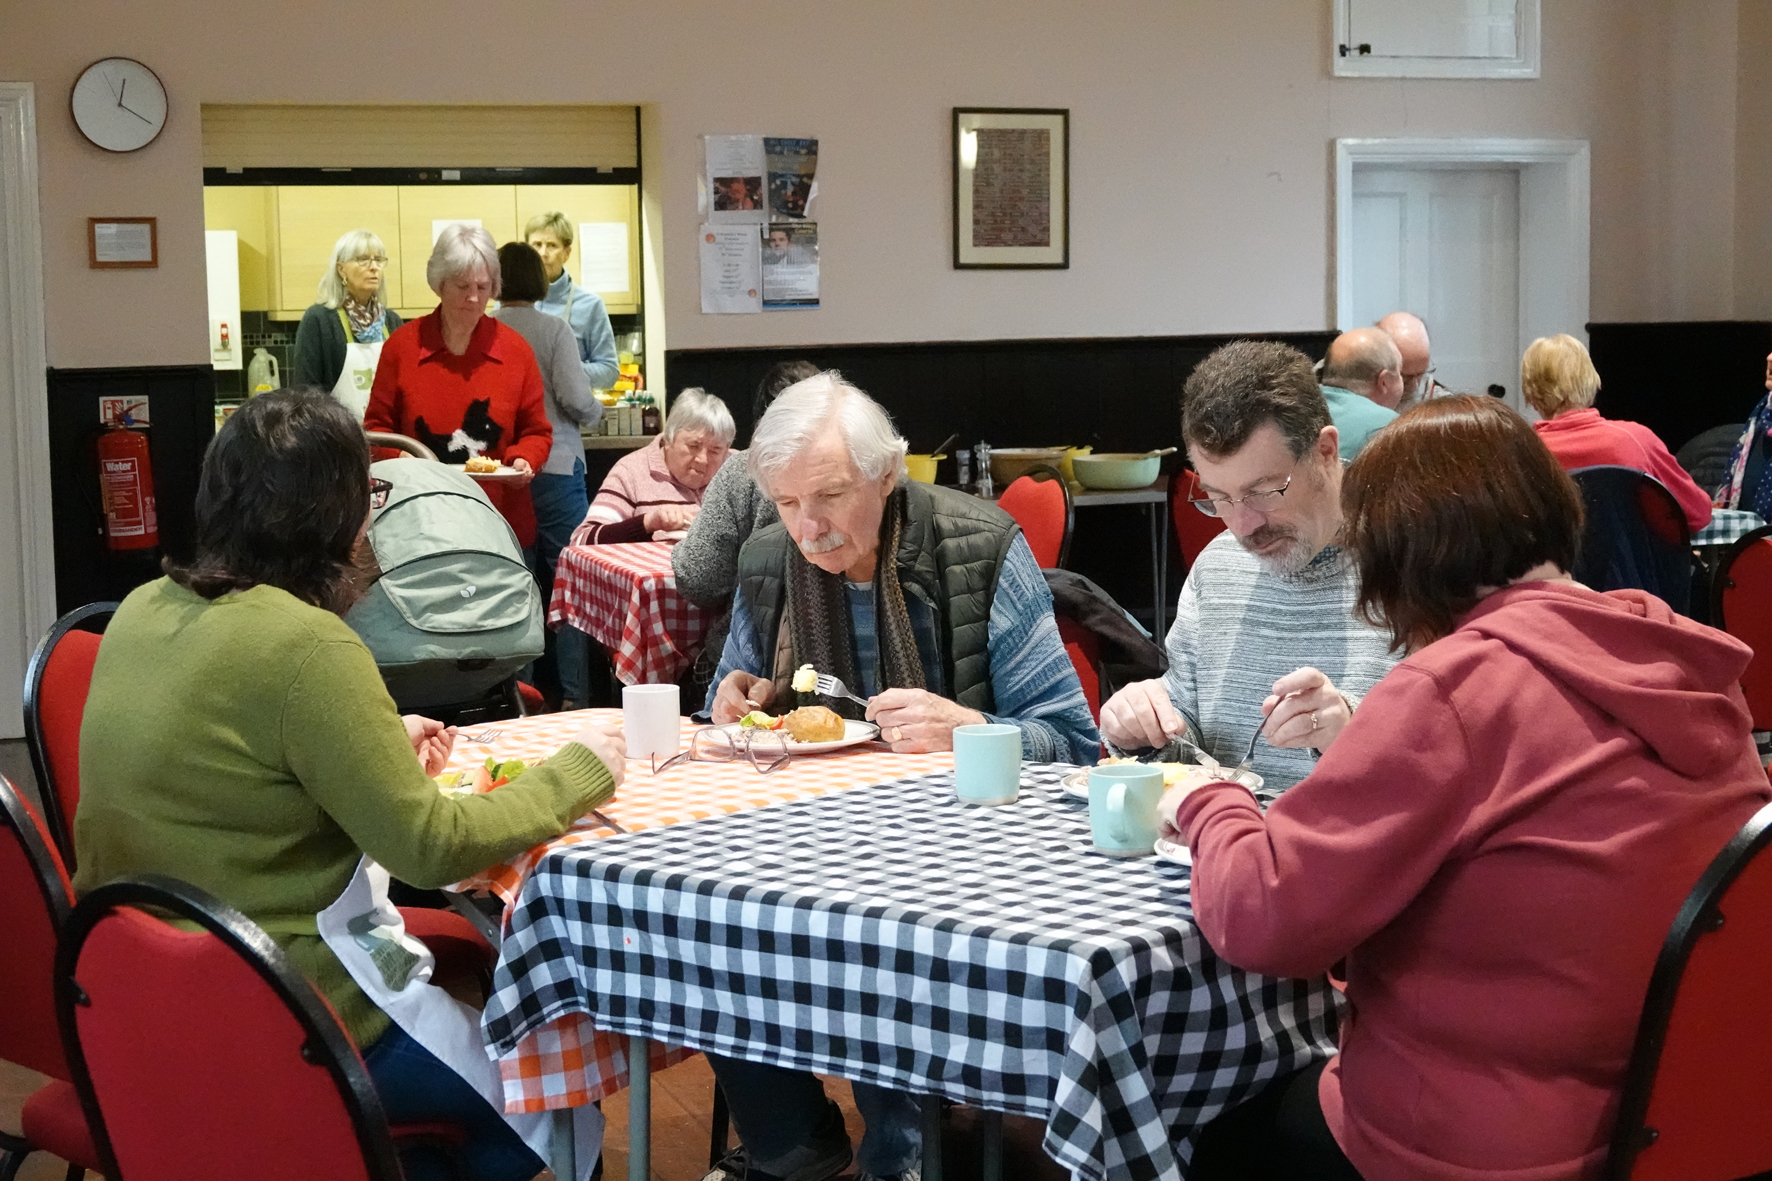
xmin=764 ymin=137 xmax=818 ymax=221
xmin=762 ymin=223 xmax=819 ymax=310
xmin=971 ymin=128 xmax=1051 ymax=248
xmin=432 ymin=218 xmax=483 ymax=246
xmin=700 ymin=224 xmax=762 ymax=314
xmin=577 ymin=222 xmax=630 ymax=296
xmin=705 ymin=135 xmax=767 ymax=224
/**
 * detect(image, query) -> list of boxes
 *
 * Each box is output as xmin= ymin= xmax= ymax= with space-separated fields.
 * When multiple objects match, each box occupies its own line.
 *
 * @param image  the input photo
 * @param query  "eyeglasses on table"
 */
xmin=652 ymin=726 xmax=792 ymax=775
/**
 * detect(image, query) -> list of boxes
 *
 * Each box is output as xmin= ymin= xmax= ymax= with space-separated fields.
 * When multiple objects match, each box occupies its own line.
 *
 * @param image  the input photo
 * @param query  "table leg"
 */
xmin=628 ymin=1035 xmax=652 ymax=1181
xmin=550 ymin=1108 xmax=577 ymax=1180
xmin=1156 ymin=497 xmax=1170 ymax=640
xmin=1147 ymin=502 xmax=1165 ymax=640
xmin=980 ymin=1109 xmax=1004 ymax=1181
xmin=920 ymin=1093 xmax=943 ymax=1181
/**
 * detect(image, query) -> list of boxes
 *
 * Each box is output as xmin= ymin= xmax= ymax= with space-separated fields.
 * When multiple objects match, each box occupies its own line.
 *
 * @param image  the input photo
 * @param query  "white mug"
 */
xmin=622 ymin=683 xmax=681 ymax=760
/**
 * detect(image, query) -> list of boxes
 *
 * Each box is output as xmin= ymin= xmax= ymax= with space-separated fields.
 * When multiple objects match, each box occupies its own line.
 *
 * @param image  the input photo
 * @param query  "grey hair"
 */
xmin=316 ymin=228 xmax=389 ymax=308
xmin=524 ymin=210 xmax=574 ymax=247
xmin=662 ymin=388 xmax=736 ymax=446
xmin=425 ymin=223 xmax=502 ymax=299
xmin=748 ymin=370 xmax=908 ymax=496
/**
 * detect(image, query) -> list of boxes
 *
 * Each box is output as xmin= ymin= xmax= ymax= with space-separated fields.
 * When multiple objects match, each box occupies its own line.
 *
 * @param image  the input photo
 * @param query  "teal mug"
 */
xmin=1088 ymin=764 xmax=1165 ymax=857
xmin=953 ymin=723 xmax=1022 ymax=806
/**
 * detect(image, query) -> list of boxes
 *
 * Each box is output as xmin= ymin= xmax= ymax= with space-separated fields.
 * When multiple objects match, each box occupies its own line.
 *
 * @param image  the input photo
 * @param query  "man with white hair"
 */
xmin=1376 ymin=310 xmax=1452 ymax=408
xmin=701 ymin=371 xmax=1097 ymax=1181
xmin=1317 ymin=327 xmax=1402 ymax=460
xmin=1100 ymin=340 xmax=1397 ymax=802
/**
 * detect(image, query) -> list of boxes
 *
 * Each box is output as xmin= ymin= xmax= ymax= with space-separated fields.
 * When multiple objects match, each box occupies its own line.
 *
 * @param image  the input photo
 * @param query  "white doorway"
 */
xmin=1335 ymin=138 xmax=1590 ymax=418
xmin=0 ymin=82 xmax=56 ymax=740
xmin=1351 ymin=166 xmax=1521 ymax=406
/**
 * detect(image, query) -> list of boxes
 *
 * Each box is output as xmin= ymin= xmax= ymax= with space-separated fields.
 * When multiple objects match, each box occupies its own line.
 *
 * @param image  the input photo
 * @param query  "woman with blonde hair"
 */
xmin=292 ymin=228 xmax=404 ymax=414
xmin=1522 ymin=332 xmax=1712 ymax=532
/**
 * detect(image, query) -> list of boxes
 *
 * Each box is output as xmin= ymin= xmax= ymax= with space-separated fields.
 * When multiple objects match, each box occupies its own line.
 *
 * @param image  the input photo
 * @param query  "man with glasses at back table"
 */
xmin=1099 ymin=340 xmax=1398 ymax=801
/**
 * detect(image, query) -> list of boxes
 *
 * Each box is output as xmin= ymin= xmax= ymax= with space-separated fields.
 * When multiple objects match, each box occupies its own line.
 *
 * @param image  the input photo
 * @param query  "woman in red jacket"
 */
xmin=1523 ymin=333 xmax=1713 ymax=533
xmin=365 ymin=224 xmax=552 ymax=546
xmin=1180 ymin=396 xmax=1769 ymax=1181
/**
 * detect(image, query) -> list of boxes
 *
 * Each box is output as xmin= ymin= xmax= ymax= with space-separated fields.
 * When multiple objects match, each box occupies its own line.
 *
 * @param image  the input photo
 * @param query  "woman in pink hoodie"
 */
xmin=1179 ymin=396 xmax=1769 ymax=1181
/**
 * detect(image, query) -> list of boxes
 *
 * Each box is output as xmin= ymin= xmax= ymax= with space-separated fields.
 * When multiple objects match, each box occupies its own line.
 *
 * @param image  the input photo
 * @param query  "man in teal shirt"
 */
xmin=1318 ymin=326 xmax=1401 ymax=460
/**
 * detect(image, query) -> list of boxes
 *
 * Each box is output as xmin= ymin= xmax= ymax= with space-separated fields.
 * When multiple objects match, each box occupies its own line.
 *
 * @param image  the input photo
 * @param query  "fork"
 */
xmin=462 ymin=728 xmax=505 ymax=744
xmin=812 ymin=673 xmax=870 ymax=710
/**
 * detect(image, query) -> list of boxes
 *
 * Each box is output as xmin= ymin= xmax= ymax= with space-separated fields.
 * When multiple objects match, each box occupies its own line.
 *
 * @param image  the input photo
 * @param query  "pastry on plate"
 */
xmin=783 ymin=705 xmax=845 ymax=743
xmin=464 ymin=455 xmax=499 ymax=473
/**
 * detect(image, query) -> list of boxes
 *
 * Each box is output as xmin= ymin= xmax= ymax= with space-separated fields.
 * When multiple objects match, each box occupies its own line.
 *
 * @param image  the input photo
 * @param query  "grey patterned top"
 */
xmin=671 ymin=450 xmax=781 ymax=606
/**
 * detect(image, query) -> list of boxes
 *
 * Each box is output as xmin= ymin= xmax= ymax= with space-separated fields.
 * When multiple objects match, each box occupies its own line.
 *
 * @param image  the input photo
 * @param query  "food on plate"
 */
xmin=738 ymin=710 xmax=785 ymax=731
xmin=1097 ymin=756 xmax=1197 ymax=787
xmin=783 ymin=705 xmax=845 ymax=743
xmin=463 ymin=455 xmax=500 ymax=473
xmin=466 ymin=756 xmax=530 ymax=792
xmin=791 ymin=664 xmax=819 ymax=693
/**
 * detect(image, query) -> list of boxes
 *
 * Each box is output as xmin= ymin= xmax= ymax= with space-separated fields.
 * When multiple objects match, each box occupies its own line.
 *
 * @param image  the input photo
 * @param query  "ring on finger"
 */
xmin=1309 ymin=711 xmax=1320 ymax=731
xmin=892 ymin=727 xmax=904 ymax=741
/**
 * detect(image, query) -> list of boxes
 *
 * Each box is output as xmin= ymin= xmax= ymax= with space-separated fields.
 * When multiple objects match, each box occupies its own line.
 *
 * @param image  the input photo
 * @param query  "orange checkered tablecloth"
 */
xmin=547 ymin=541 xmax=712 ymax=686
xmin=446 ymin=709 xmax=955 ymax=1112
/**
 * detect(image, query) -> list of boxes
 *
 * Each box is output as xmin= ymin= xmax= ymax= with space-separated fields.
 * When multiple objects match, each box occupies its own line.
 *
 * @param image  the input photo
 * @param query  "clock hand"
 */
xmin=117 ymin=77 xmax=126 ymax=105
xmin=118 ymin=102 xmax=153 ymax=125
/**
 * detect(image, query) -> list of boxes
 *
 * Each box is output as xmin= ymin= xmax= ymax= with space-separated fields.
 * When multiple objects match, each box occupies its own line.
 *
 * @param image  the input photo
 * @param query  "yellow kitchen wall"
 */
xmin=0 ymin=0 xmax=1759 ymax=370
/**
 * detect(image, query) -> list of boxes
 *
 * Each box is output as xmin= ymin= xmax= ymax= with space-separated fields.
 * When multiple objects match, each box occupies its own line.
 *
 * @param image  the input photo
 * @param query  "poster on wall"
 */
xmin=700 ymin=224 xmax=762 ymax=314
xmin=762 ymin=223 xmax=819 ymax=309
xmin=952 ymin=108 xmax=1069 ymax=269
xmin=702 ymin=134 xmax=823 ymax=313
xmin=764 ymin=137 xmax=819 ymax=221
xmin=705 ymin=136 xmax=767 ymax=224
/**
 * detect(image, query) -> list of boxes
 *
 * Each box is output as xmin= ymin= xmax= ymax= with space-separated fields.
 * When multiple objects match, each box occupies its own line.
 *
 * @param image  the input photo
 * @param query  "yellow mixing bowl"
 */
xmin=905 ymin=454 xmax=940 ymax=483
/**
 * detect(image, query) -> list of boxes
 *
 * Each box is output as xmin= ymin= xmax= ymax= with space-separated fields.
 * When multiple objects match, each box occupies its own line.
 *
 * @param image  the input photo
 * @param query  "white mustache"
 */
xmin=798 ymin=530 xmax=849 ymax=555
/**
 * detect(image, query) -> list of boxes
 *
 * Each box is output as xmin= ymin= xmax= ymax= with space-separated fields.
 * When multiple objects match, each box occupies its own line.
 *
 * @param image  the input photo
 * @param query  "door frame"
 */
xmin=1334 ymin=138 xmax=1590 ymax=364
xmin=0 ymin=82 xmax=56 ymax=739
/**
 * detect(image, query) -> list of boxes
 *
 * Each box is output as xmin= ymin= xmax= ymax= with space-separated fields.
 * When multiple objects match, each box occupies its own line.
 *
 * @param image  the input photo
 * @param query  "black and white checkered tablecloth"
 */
xmin=484 ymin=765 xmax=1340 ymax=1181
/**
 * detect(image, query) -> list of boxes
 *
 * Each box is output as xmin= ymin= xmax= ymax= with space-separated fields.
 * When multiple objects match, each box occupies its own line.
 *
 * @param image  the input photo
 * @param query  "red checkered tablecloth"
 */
xmin=446 ymin=709 xmax=956 ymax=1111
xmin=547 ymin=541 xmax=712 ymax=686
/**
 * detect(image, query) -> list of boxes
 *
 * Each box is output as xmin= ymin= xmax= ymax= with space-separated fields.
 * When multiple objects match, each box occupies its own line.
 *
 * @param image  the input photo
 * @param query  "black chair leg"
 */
xmin=709 ymin=1081 xmax=731 ymax=1167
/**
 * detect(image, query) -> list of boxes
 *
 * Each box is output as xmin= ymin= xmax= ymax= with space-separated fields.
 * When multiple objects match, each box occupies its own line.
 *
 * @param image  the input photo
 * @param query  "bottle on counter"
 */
xmin=641 ymin=399 xmax=660 ymax=435
xmin=974 ymin=442 xmax=993 ymax=499
xmin=956 ymin=448 xmax=973 ymax=492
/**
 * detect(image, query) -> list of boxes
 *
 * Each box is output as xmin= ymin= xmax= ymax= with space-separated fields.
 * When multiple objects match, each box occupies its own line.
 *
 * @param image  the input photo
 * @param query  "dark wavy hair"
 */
xmin=164 ymin=388 xmax=371 ymax=615
xmin=1182 ymin=339 xmax=1331 ymax=460
xmin=497 ymin=240 xmax=548 ymax=303
xmin=753 ymin=359 xmax=822 ymax=425
xmin=1343 ymin=395 xmax=1584 ymax=654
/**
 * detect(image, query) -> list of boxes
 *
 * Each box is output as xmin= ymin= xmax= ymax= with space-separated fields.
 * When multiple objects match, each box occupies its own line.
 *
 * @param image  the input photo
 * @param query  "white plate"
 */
xmin=448 ymin=462 xmax=526 ymax=484
xmin=1153 ymin=836 xmax=1192 ymax=867
xmin=715 ymin=718 xmax=881 ymax=754
xmin=1060 ymin=769 xmax=1090 ymax=799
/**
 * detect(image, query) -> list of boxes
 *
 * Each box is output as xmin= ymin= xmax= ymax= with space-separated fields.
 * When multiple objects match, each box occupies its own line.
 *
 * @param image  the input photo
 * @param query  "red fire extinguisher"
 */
xmin=96 ymin=424 xmax=159 ymax=551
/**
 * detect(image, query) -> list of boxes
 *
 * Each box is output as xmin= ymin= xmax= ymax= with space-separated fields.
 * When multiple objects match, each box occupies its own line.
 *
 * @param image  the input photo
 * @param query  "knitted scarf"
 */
xmin=1718 ymin=393 xmax=1772 ymax=516
xmin=775 ymin=488 xmax=926 ymax=718
xmin=342 ymin=295 xmax=387 ymax=343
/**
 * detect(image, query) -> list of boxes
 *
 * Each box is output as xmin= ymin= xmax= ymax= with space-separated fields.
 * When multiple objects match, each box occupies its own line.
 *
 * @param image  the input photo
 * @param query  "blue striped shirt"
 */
xmin=708 ymin=535 xmax=1099 ymax=763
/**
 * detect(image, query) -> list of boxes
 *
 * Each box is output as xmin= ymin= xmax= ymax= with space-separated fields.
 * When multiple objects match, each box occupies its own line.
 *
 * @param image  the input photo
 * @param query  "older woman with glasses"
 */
xmin=366 ymin=223 xmax=553 ymax=547
xmin=292 ymin=228 xmax=404 ymax=416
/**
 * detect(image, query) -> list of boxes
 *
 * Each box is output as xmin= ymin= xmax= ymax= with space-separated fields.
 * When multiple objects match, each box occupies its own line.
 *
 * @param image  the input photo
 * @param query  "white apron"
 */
xmin=331 ymin=307 xmax=385 ymax=420
xmin=317 ymin=857 xmax=603 ymax=1177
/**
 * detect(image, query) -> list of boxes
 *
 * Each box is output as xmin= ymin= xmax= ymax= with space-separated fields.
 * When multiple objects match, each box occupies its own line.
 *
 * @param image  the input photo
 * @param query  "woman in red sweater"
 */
xmin=365 ymin=224 xmax=552 ymax=545
xmin=1179 ymin=396 xmax=1769 ymax=1181
xmin=1524 ymin=333 xmax=1712 ymax=533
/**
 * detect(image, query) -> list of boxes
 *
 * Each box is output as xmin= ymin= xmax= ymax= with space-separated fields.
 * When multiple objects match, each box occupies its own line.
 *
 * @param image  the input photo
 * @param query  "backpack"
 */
xmin=345 ymin=459 xmax=544 ymax=710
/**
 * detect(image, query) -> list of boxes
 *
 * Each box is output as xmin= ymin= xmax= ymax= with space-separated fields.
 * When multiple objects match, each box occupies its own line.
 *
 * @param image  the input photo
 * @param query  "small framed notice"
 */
xmin=88 ymin=217 xmax=158 ymax=268
xmin=953 ymin=108 xmax=1069 ymax=269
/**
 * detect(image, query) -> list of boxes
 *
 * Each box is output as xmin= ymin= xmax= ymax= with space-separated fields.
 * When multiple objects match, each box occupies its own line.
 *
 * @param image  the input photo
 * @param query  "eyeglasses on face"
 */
xmin=1189 ymin=473 xmax=1293 ymax=518
xmin=348 ymin=255 xmax=389 ymax=268
xmin=651 ymin=726 xmax=792 ymax=775
xmin=369 ymin=478 xmax=393 ymax=510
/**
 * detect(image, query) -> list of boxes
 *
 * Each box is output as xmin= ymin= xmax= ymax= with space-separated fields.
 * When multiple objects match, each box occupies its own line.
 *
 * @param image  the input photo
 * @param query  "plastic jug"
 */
xmin=247 ymin=348 xmax=280 ymax=394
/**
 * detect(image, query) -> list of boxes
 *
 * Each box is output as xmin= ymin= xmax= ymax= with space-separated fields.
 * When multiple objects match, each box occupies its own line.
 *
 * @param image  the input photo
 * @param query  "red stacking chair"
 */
xmin=22 ymin=603 xmax=117 ymax=869
xmin=1055 ymin=616 xmax=1103 ymax=724
xmin=996 ymin=465 xmax=1073 ymax=569
xmin=1712 ymin=525 xmax=1772 ymax=732
xmin=55 ymin=875 xmax=469 ymax=1181
xmin=0 ymin=773 xmax=104 ymax=1181
xmin=1171 ymin=469 xmax=1227 ymax=576
xmin=1604 ymin=801 xmax=1772 ymax=1180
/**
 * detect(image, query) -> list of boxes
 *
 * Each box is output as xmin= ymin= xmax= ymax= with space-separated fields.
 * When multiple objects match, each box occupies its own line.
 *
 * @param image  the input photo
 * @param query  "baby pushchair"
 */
xmin=345 ymin=436 xmax=545 ymax=724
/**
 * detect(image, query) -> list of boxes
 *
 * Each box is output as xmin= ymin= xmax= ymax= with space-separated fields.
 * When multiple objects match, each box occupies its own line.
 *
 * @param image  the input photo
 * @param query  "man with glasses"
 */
xmin=1099 ymin=340 xmax=1398 ymax=800
xmin=1377 ymin=310 xmax=1452 ymax=408
xmin=1317 ymin=327 xmax=1403 ymax=460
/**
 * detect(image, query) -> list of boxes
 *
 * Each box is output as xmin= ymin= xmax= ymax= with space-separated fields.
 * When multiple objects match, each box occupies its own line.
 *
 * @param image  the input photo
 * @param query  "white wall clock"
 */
xmin=70 ymin=58 xmax=167 ymax=153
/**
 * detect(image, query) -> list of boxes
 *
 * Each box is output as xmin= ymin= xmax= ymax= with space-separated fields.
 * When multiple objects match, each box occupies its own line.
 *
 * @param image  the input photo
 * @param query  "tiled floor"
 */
xmin=2 ymin=1049 xmax=1067 ymax=1180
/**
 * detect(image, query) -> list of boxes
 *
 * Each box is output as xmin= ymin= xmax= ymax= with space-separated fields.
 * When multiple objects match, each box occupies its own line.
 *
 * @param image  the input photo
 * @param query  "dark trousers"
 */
xmin=362 ymin=1022 xmax=545 ymax=1181
xmin=1188 ymin=1058 xmax=1365 ymax=1181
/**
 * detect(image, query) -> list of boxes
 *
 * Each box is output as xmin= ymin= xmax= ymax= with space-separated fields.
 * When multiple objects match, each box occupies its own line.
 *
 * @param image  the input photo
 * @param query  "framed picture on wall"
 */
xmin=952 ymin=107 xmax=1069 ymax=269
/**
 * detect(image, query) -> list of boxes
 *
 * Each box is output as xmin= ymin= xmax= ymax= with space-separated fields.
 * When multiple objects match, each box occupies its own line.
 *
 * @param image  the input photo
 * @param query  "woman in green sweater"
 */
xmin=75 ymin=388 xmax=624 ymax=1181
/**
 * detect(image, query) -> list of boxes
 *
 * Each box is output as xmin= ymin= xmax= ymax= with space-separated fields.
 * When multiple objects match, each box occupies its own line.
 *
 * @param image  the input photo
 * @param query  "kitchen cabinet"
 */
xmin=275 ymin=185 xmax=403 ymax=313
xmin=516 ymin=185 xmax=642 ymax=315
xmin=202 ymin=187 xmax=275 ymax=312
xmin=393 ymin=186 xmax=518 ymax=316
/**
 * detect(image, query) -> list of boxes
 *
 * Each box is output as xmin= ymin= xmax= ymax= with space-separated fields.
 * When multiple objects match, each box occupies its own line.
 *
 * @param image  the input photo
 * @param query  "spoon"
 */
xmin=929 ymin=432 xmax=959 ymax=460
